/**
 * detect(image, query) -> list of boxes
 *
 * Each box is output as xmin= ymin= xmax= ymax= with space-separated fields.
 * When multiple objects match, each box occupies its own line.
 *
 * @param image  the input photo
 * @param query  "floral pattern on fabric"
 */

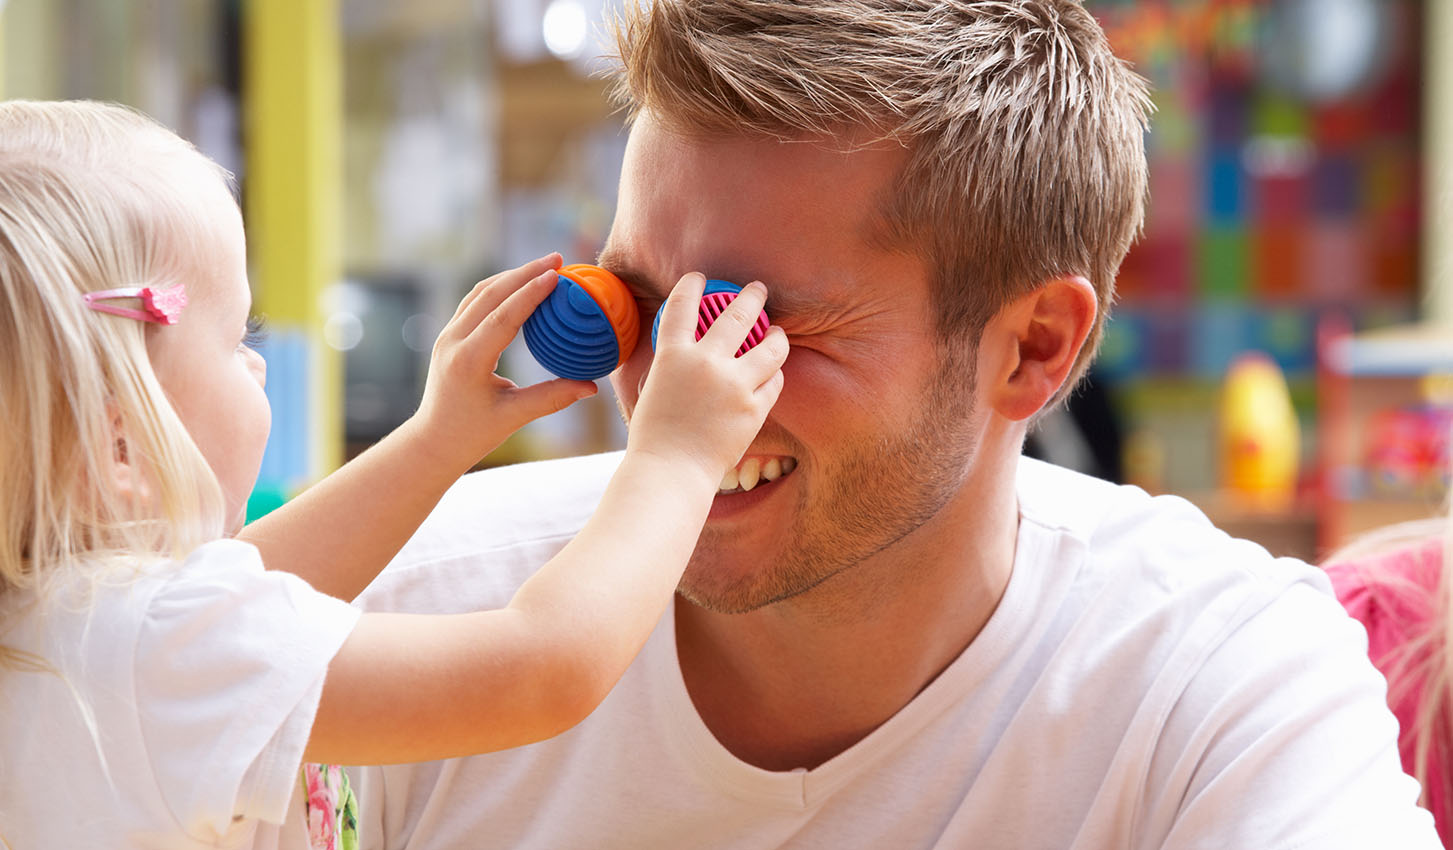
xmin=301 ymin=763 xmax=359 ymax=850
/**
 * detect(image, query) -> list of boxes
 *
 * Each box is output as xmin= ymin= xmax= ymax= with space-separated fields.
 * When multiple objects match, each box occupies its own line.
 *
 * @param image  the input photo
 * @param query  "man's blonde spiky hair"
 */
xmin=609 ymin=0 xmax=1152 ymax=401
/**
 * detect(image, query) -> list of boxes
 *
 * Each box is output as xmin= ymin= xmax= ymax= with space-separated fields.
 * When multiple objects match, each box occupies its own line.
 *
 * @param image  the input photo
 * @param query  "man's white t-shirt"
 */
xmin=348 ymin=453 xmax=1439 ymax=849
xmin=0 ymin=539 xmax=360 ymax=849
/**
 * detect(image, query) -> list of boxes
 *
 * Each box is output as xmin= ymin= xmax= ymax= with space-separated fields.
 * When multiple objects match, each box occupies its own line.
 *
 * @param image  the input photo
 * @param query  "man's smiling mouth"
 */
xmin=718 ymin=456 xmax=797 ymax=494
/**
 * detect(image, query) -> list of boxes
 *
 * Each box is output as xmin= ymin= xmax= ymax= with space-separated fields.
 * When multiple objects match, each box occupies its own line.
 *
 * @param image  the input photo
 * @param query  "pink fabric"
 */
xmin=1327 ymin=540 xmax=1449 ymax=845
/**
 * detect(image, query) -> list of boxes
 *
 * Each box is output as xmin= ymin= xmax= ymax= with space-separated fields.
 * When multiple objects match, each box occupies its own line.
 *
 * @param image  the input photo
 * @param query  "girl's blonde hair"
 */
xmin=1326 ymin=512 xmax=1453 ymax=820
xmin=0 ymin=101 xmax=230 ymax=627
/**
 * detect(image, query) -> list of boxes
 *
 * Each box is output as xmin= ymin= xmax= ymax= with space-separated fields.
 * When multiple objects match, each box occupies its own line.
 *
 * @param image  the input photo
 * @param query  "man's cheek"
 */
xmin=621 ymin=343 xmax=657 ymax=403
xmin=609 ymin=362 xmax=647 ymax=420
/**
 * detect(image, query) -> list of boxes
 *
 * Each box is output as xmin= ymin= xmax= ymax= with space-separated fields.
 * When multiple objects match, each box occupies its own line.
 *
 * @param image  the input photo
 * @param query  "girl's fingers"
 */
xmin=655 ymin=272 xmax=707 ymax=345
xmin=446 ymin=276 xmax=498 ymax=328
xmin=752 ymin=368 xmax=785 ymax=405
xmin=699 ymin=281 xmax=769 ymax=354
xmin=445 ymin=253 xmax=562 ymax=342
xmin=501 ymin=378 xmax=599 ymax=427
xmin=732 ymin=324 xmax=789 ymax=386
xmin=466 ymin=268 xmax=560 ymax=355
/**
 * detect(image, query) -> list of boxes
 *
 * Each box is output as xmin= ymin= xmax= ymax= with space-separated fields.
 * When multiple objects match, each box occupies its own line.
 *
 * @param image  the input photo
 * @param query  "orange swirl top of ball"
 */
xmin=557 ymin=264 xmax=639 ymax=366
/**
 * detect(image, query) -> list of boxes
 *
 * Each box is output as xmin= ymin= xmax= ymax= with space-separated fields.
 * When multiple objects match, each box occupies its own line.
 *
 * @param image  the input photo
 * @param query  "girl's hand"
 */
xmin=410 ymin=253 xmax=598 ymax=471
xmin=627 ymin=273 xmax=788 ymax=484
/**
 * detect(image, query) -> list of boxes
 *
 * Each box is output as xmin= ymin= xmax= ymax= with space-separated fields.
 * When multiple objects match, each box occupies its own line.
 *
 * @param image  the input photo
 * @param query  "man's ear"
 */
xmin=984 ymin=276 xmax=1097 ymax=422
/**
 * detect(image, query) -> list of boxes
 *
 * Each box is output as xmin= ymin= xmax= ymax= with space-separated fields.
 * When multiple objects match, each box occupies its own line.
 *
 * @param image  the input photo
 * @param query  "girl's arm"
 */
xmin=304 ymin=454 xmax=713 ymax=763
xmin=237 ymin=253 xmax=598 ymax=600
xmin=304 ymin=274 xmax=788 ymax=764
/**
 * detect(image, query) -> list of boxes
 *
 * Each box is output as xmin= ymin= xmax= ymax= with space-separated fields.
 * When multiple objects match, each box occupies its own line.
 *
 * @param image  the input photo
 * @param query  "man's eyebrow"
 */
xmin=594 ymin=248 xmax=820 ymax=321
xmin=595 ymin=248 xmax=662 ymax=298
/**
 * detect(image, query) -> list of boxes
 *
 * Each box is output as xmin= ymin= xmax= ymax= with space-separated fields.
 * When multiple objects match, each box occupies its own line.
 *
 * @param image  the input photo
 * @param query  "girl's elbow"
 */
xmin=533 ymin=652 xmax=618 ymax=738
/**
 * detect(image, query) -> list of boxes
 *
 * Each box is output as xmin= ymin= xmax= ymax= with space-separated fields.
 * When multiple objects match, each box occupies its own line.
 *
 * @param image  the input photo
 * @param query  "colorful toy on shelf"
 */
xmin=523 ymin=264 xmax=639 ymax=381
xmin=650 ymin=280 xmax=771 ymax=356
xmin=1364 ymin=405 xmax=1453 ymax=499
xmin=1219 ymin=352 xmax=1301 ymax=511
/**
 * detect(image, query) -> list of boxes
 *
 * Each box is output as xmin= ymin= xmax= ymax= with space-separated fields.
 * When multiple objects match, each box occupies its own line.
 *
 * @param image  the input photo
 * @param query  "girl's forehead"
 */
xmin=145 ymin=159 xmax=237 ymax=250
xmin=160 ymin=188 xmax=248 ymax=317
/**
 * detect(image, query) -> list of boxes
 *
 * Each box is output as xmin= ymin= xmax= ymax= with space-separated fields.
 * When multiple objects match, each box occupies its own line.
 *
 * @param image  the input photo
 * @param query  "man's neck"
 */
xmin=674 ymin=456 xmax=1021 ymax=771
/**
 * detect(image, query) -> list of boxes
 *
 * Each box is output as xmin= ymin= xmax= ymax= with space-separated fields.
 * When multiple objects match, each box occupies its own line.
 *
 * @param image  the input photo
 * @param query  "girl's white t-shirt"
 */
xmin=0 ymin=538 xmax=360 ymax=849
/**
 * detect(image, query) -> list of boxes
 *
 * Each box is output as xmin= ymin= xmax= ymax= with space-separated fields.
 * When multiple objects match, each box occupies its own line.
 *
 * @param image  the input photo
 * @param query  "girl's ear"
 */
xmin=108 ymin=410 xmax=151 ymax=505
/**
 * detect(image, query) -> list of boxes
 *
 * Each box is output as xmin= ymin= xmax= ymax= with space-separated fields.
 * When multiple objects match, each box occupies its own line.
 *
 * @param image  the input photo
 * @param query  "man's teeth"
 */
xmin=718 ymin=457 xmax=796 ymax=494
xmin=739 ymin=457 xmax=761 ymax=491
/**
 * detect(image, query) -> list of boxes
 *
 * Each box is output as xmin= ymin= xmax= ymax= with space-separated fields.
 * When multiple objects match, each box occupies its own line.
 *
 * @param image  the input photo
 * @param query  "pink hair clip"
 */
xmin=82 ymin=285 xmax=187 ymax=325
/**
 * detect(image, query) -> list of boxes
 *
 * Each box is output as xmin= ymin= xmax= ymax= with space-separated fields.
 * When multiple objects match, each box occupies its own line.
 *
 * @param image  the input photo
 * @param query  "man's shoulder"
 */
xmin=421 ymin=450 xmax=623 ymax=547
xmin=1010 ymin=461 xmax=1372 ymax=783
xmin=1015 ymin=455 xmax=1226 ymax=550
xmin=356 ymin=451 xmax=623 ymax=613
xmin=1014 ymin=456 xmax=1332 ymax=628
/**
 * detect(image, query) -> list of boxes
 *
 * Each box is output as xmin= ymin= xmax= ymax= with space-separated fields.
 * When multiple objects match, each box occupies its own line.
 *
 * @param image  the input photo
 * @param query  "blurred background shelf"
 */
xmin=1184 ymin=491 xmax=1320 ymax=560
xmin=1317 ymin=320 xmax=1453 ymax=557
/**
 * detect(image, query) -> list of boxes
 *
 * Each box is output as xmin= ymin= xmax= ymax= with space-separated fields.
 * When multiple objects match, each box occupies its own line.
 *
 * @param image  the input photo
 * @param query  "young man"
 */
xmin=348 ymin=1 xmax=1438 ymax=846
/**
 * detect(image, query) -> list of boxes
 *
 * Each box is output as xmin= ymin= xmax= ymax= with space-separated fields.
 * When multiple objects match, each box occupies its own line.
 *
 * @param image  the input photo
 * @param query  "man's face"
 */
xmin=603 ymin=116 xmax=986 ymax=613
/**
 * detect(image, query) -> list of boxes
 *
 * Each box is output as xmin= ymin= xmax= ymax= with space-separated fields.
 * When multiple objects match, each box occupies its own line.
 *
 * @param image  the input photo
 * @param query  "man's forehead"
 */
xmin=601 ymin=119 xmax=918 ymax=321
xmin=620 ymin=118 xmax=905 ymax=224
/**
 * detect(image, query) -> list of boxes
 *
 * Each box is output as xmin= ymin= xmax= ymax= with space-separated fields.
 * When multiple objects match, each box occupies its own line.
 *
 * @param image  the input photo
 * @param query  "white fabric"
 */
xmin=0 ymin=538 xmax=360 ymax=849
xmin=348 ymin=452 xmax=1440 ymax=849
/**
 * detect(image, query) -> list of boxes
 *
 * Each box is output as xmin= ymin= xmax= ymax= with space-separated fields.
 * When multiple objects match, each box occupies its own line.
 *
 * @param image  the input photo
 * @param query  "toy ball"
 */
xmin=523 ymin=264 xmax=639 ymax=381
xmin=651 ymin=280 xmax=771 ymax=356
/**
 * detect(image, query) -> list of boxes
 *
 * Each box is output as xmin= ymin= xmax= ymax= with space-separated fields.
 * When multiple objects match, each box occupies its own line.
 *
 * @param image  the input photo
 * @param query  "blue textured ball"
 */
xmin=523 ymin=277 xmax=620 ymax=381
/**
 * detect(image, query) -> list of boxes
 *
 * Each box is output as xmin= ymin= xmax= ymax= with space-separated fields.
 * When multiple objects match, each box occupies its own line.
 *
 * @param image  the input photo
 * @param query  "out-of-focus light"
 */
xmin=401 ymin=313 xmax=439 ymax=353
xmin=322 ymin=281 xmax=371 ymax=316
xmin=1242 ymin=136 xmax=1315 ymax=178
xmin=543 ymin=0 xmax=588 ymax=60
xmin=1262 ymin=0 xmax=1387 ymax=102
xmin=1300 ymin=0 xmax=1381 ymax=100
xmin=324 ymin=313 xmax=365 ymax=351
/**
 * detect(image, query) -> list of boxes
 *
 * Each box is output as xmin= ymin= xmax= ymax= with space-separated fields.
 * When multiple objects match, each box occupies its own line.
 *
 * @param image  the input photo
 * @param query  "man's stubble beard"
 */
xmin=676 ymin=346 xmax=981 ymax=615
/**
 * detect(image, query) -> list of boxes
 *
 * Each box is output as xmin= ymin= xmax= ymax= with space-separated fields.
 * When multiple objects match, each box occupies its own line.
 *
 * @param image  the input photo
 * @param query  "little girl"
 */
xmin=0 ymin=100 xmax=787 ymax=848
xmin=1324 ymin=518 xmax=1453 ymax=845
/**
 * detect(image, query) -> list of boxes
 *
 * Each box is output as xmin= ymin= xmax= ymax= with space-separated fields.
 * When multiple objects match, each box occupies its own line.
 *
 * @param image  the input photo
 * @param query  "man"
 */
xmin=349 ymin=1 xmax=1438 ymax=846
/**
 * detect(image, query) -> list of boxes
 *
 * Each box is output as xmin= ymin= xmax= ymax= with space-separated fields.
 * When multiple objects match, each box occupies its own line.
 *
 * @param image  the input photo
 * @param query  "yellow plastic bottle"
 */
xmin=1220 ymin=352 xmax=1300 ymax=512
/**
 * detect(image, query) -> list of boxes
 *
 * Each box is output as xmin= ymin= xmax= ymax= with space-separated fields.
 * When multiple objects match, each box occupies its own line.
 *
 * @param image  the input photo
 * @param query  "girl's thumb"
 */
xmin=514 ymin=380 xmax=597 ymax=424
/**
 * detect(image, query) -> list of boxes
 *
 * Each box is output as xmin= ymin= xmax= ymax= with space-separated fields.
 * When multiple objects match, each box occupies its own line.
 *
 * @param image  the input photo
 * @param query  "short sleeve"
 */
xmin=134 ymin=539 xmax=361 ymax=841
